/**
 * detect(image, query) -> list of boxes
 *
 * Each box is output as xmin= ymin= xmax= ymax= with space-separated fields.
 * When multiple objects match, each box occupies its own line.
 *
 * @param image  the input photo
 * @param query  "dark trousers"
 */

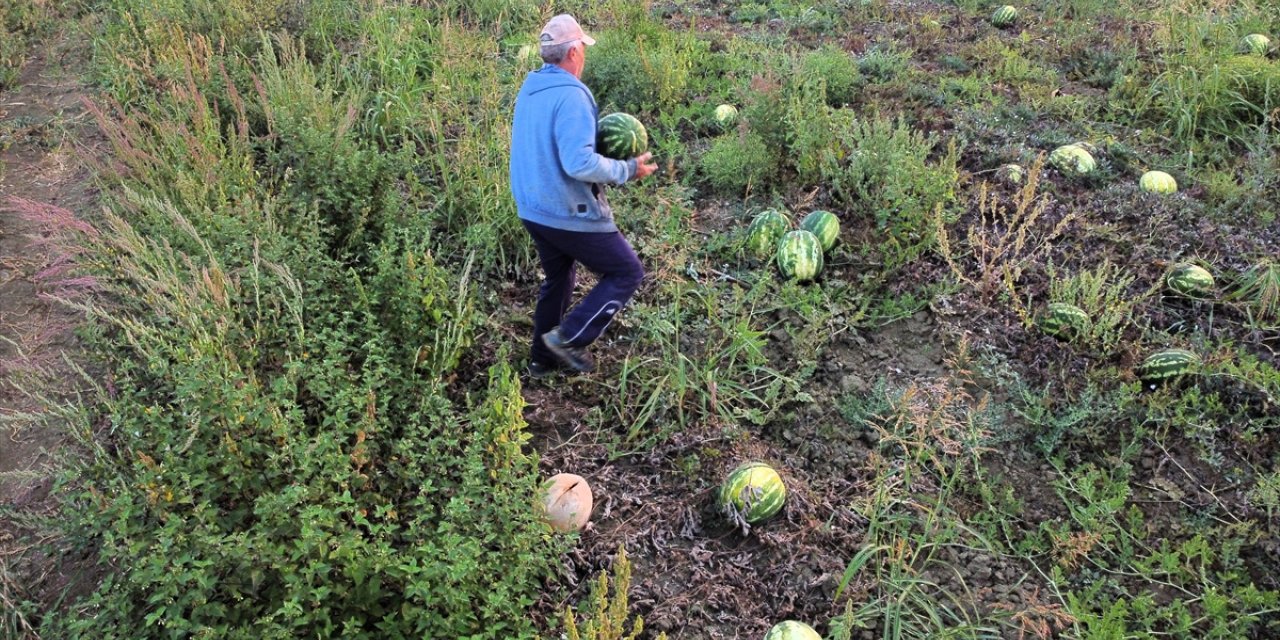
xmin=521 ymin=219 xmax=645 ymax=364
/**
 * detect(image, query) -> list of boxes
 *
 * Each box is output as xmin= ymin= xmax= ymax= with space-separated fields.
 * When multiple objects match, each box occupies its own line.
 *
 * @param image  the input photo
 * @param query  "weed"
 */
xmin=1228 ymin=258 xmax=1280 ymax=327
xmin=700 ymin=131 xmax=778 ymax=196
xmin=562 ymin=546 xmax=668 ymax=640
xmin=936 ymin=156 xmax=1077 ymax=320
xmin=1046 ymin=259 xmax=1153 ymax=353
xmin=823 ymin=114 xmax=960 ymax=270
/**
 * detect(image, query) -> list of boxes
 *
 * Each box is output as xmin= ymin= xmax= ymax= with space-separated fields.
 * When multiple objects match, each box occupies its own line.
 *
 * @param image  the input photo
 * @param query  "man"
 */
xmin=510 ymin=14 xmax=658 ymax=377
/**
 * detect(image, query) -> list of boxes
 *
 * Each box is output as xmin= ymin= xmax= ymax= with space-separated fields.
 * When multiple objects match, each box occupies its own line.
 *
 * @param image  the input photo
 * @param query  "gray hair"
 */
xmin=540 ymin=41 xmax=576 ymax=64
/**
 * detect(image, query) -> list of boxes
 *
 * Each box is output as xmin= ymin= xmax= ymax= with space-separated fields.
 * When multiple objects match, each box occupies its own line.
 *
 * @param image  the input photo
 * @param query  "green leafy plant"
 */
xmin=563 ymin=546 xmax=668 ymax=640
xmin=823 ymin=114 xmax=960 ymax=270
xmin=1046 ymin=259 xmax=1152 ymax=353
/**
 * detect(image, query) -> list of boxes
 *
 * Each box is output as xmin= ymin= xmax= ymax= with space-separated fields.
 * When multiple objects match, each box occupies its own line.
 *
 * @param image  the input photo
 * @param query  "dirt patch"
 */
xmin=0 ymin=32 xmax=101 ymax=633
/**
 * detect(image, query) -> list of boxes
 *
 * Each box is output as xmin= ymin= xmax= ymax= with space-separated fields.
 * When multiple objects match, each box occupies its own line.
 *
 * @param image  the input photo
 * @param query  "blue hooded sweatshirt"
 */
xmin=510 ymin=64 xmax=637 ymax=233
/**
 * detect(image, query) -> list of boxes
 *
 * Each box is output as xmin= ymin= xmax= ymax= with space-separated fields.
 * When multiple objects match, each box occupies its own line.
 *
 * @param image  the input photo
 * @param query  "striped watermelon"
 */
xmin=765 ymin=621 xmax=822 ymax=640
xmin=776 ymin=230 xmax=824 ymax=282
xmin=746 ymin=209 xmax=792 ymax=258
xmin=991 ymin=5 xmax=1017 ymax=28
xmin=714 ymin=104 xmax=739 ymax=127
xmin=1166 ymin=263 xmax=1214 ymax=298
xmin=1241 ymin=33 xmax=1271 ymax=56
xmin=596 ymin=113 xmax=648 ymax=160
xmin=1049 ymin=144 xmax=1096 ymax=176
xmin=1140 ymin=171 xmax=1177 ymax=194
xmin=1137 ymin=348 xmax=1201 ymax=386
xmin=719 ymin=462 xmax=786 ymax=524
xmin=800 ymin=210 xmax=840 ymax=252
xmin=1040 ymin=303 xmax=1091 ymax=339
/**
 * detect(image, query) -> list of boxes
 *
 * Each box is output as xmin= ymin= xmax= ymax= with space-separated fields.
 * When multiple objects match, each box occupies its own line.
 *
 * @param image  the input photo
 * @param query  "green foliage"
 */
xmin=581 ymin=19 xmax=705 ymax=116
xmin=857 ymin=45 xmax=912 ymax=82
xmin=820 ymin=115 xmax=958 ymax=269
xmin=0 ymin=0 xmax=59 ymax=89
xmin=1228 ymin=258 xmax=1280 ymax=327
xmin=256 ymin=35 xmax=399 ymax=253
xmin=700 ymin=131 xmax=777 ymax=195
xmin=1047 ymin=260 xmax=1150 ymax=353
xmin=799 ymin=45 xmax=860 ymax=106
xmin=54 ymin=193 xmax=560 ymax=637
xmin=593 ymin=278 xmax=802 ymax=453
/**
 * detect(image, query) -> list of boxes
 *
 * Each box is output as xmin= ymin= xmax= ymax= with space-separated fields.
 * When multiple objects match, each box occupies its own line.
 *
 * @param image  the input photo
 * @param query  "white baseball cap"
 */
xmin=539 ymin=14 xmax=596 ymax=47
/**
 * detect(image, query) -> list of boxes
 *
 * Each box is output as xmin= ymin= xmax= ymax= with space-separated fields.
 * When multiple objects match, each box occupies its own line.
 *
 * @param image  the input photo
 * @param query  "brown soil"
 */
xmin=0 ymin=31 xmax=100 ymax=634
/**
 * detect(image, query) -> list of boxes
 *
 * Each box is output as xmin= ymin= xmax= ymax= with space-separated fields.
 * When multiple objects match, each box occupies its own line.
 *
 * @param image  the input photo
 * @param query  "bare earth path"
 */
xmin=0 ymin=31 xmax=99 ymax=632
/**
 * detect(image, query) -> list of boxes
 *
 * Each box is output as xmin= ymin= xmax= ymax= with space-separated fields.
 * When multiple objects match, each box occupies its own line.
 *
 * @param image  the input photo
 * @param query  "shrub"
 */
xmin=700 ymin=131 xmax=777 ymax=195
xmin=822 ymin=114 xmax=959 ymax=269
xmin=799 ymin=46 xmax=861 ymax=106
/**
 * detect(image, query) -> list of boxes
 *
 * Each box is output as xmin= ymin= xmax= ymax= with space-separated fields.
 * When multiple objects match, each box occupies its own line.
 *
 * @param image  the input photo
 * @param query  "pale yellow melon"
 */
xmin=541 ymin=473 xmax=593 ymax=533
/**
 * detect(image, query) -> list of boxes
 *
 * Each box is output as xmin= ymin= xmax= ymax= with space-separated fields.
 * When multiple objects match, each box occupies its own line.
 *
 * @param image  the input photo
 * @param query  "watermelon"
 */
xmin=1136 ymin=348 xmax=1201 ymax=386
xmin=998 ymin=163 xmax=1025 ymax=185
xmin=991 ymin=5 xmax=1017 ymax=28
xmin=746 ymin=209 xmax=792 ymax=258
xmin=1070 ymin=141 xmax=1100 ymax=155
xmin=800 ymin=210 xmax=840 ymax=252
xmin=596 ymin=113 xmax=648 ymax=160
xmin=1140 ymin=170 xmax=1177 ymax=194
xmin=1040 ymin=302 xmax=1091 ymax=339
xmin=714 ymin=104 xmax=739 ymax=127
xmin=765 ymin=621 xmax=822 ymax=640
xmin=776 ymin=230 xmax=824 ymax=282
xmin=719 ymin=462 xmax=786 ymax=524
xmin=1241 ymin=33 xmax=1271 ymax=56
xmin=1166 ymin=263 xmax=1214 ymax=298
xmin=1049 ymin=144 xmax=1096 ymax=176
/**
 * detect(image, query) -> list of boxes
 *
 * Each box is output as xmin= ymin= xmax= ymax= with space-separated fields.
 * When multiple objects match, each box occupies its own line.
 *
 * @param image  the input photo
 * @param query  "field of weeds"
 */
xmin=1 ymin=0 xmax=1278 ymax=638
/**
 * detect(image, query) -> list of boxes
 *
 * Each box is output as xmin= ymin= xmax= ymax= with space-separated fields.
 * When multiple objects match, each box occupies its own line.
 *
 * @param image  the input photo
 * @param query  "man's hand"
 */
xmin=633 ymin=152 xmax=658 ymax=180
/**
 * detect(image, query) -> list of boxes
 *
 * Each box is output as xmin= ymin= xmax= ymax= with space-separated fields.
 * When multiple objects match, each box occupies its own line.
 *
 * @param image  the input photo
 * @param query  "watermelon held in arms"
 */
xmin=719 ymin=462 xmax=786 ymax=524
xmin=1241 ymin=33 xmax=1272 ymax=56
xmin=1049 ymin=144 xmax=1096 ymax=176
xmin=596 ymin=112 xmax=649 ymax=160
xmin=1140 ymin=170 xmax=1177 ymax=194
xmin=1165 ymin=263 xmax=1215 ymax=298
xmin=776 ymin=230 xmax=824 ymax=282
xmin=991 ymin=5 xmax=1018 ymax=28
xmin=765 ymin=620 xmax=823 ymax=640
xmin=800 ymin=210 xmax=840 ymax=252
xmin=1136 ymin=348 xmax=1201 ymax=388
xmin=1040 ymin=302 xmax=1091 ymax=339
xmin=746 ymin=209 xmax=792 ymax=258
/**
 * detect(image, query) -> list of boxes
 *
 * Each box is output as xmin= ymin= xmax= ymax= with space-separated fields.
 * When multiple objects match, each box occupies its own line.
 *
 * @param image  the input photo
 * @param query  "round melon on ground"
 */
xmin=765 ymin=620 xmax=822 ymax=640
xmin=719 ymin=462 xmax=786 ymax=524
xmin=1049 ymin=144 xmax=1096 ymax=176
xmin=997 ymin=163 xmax=1025 ymax=185
xmin=1039 ymin=302 xmax=1091 ymax=340
xmin=1165 ymin=263 xmax=1214 ymax=298
xmin=746 ymin=209 xmax=792 ymax=259
xmin=776 ymin=229 xmax=824 ymax=282
xmin=1241 ymin=33 xmax=1271 ymax=56
xmin=596 ymin=113 xmax=648 ymax=160
xmin=714 ymin=104 xmax=738 ymax=127
xmin=541 ymin=473 xmax=593 ymax=533
xmin=1136 ymin=348 xmax=1201 ymax=388
xmin=991 ymin=5 xmax=1017 ymax=28
xmin=1140 ymin=170 xmax=1177 ymax=194
xmin=799 ymin=210 xmax=839 ymax=252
